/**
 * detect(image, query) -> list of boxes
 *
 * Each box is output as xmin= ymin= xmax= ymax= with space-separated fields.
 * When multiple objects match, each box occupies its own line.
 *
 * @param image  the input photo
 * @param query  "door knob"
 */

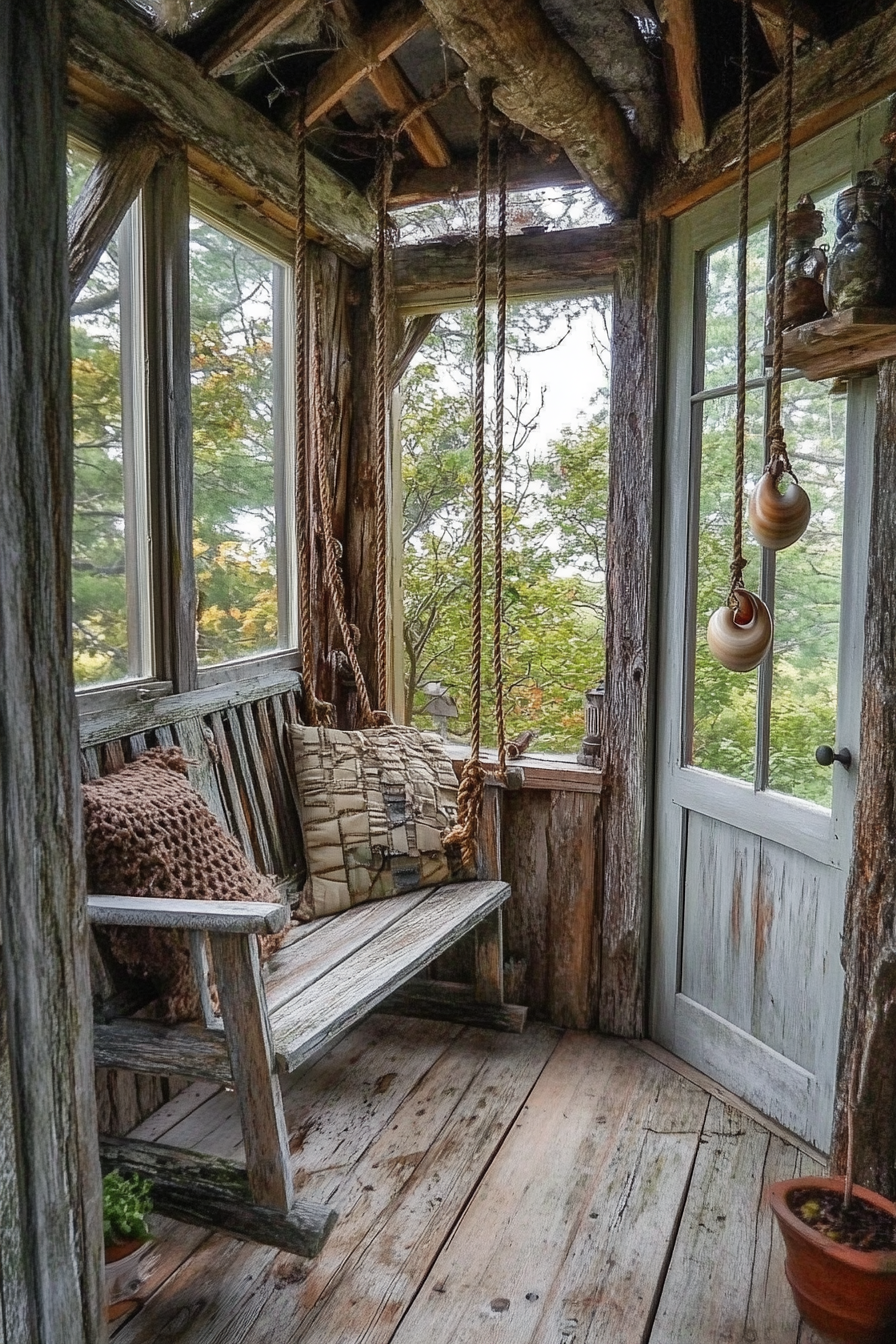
xmin=815 ymin=744 xmax=852 ymax=770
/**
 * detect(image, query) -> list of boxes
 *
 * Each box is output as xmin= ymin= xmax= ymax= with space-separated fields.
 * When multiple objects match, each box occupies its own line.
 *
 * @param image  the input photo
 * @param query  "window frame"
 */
xmin=69 ymin=116 xmax=300 ymax=713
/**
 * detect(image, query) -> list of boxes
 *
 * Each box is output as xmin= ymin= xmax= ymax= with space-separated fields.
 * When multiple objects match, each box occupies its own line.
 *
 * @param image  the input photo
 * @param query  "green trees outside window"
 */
xmin=401 ymin=300 xmax=610 ymax=753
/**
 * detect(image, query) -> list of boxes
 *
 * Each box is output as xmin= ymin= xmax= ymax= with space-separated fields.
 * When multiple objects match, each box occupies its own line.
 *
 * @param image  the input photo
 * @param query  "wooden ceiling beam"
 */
xmin=393 ymin=220 xmax=637 ymax=313
xmin=201 ymin=0 xmax=319 ymax=78
xmin=417 ymin=0 xmax=641 ymax=216
xmin=290 ymin=0 xmax=450 ymax=168
xmin=390 ymin=151 xmax=582 ymax=207
xmin=655 ymin=0 xmax=706 ymax=159
xmin=69 ymin=120 xmax=166 ymax=299
xmin=648 ymin=2 xmax=896 ymax=218
xmin=736 ymin=0 xmax=822 ymax=41
xmin=69 ymin=0 xmax=376 ymax=264
xmin=367 ymin=61 xmax=451 ymax=168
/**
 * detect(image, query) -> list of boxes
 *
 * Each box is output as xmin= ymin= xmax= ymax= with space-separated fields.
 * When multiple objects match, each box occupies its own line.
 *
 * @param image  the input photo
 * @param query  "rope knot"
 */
xmin=443 ymin=757 xmax=487 ymax=874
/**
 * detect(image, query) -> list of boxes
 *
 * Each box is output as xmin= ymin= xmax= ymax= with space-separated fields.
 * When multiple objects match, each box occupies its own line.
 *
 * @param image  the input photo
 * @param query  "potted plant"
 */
xmin=103 ymin=1170 xmax=156 ymax=1322
xmin=767 ymin=1064 xmax=896 ymax=1343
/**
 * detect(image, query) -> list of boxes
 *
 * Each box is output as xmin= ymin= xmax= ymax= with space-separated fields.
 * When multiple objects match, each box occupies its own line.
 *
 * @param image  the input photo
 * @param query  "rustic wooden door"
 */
xmin=651 ymin=109 xmax=886 ymax=1151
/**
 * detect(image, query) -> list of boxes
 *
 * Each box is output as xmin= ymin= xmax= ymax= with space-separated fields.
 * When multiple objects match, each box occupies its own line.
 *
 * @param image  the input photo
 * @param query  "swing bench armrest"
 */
xmin=87 ymin=894 xmax=288 ymax=935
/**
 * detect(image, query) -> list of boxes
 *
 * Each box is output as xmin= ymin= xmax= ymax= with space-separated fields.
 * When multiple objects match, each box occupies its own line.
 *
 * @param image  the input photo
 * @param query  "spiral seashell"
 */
xmin=748 ymin=469 xmax=811 ymax=551
xmin=707 ymin=590 xmax=774 ymax=672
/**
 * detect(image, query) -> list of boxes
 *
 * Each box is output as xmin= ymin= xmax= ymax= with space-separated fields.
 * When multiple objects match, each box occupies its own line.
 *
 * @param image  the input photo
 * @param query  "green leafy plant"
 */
xmin=102 ymin=1170 xmax=153 ymax=1248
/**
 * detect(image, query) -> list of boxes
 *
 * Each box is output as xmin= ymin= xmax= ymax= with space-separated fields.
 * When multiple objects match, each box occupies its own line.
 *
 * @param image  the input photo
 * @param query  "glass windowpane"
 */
xmin=69 ymin=144 xmax=137 ymax=687
xmin=702 ymin=225 xmax=769 ymax=391
xmin=767 ymin=379 xmax=846 ymax=806
xmin=691 ymin=390 xmax=765 ymax=781
xmin=189 ymin=218 xmax=280 ymax=666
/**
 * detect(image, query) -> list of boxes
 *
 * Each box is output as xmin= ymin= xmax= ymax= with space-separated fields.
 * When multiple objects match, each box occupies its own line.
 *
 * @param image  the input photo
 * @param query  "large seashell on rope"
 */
xmin=707 ymin=589 xmax=774 ymax=672
xmin=748 ymin=461 xmax=811 ymax=551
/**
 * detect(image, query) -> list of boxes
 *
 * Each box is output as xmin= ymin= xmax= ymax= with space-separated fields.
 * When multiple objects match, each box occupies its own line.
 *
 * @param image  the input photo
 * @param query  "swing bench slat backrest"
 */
xmin=81 ymin=670 xmax=523 ymax=1257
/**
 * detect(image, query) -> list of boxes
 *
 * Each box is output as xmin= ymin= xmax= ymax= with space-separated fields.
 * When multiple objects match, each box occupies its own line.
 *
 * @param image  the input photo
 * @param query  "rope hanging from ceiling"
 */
xmin=293 ymin=105 xmax=392 ymax=729
xmin=706 ymin=0 xmax=774 ymax=673
xmin=444 ymin=80 xmax=509 ymax=873
xmin=748 ymin=0 xmax=812 ymax=553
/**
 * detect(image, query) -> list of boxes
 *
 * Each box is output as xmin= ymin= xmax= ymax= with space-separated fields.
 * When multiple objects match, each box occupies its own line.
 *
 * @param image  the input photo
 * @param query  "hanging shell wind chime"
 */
xmin=748 ymin=0 xmax=811 ymax=555
xmin=708 ymin=0 xmax=810 ymax=672
xmin=707 ymin=0 xmax=774 ymax=673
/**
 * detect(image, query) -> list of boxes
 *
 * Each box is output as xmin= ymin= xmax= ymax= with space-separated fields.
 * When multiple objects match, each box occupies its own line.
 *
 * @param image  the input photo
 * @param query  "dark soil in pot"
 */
xmin=788 ymin=1187 xmax=896 ymax=1252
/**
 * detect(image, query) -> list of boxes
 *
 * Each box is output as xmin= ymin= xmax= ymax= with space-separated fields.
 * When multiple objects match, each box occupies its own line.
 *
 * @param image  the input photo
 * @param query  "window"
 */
xmin=189 ymin=215 xmax=296 ymax=668
xmin=68 ymin=142 xmax=151 ymax=688
xmin=400 ymin=296 xmax=611 ymax=752
xmin=690 ymin=184 xmax=847 ymax=808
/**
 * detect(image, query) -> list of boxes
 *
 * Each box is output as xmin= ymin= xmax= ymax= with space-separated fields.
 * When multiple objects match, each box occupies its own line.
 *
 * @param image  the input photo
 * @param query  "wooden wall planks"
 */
xmin=0 ymin=2 xmax=106 ymax=1336
xmin=502 ymin=787 xmax=603 ymax=1030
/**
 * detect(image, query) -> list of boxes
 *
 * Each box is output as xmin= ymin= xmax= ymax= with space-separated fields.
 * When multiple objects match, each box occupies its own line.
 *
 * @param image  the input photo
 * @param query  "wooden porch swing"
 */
xmin=86 ymin=89 xmax=524 ymax=1258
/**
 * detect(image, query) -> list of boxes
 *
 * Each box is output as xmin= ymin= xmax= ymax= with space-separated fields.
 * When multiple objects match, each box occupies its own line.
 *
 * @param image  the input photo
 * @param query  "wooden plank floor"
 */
xmin=111 ymin=1018 xmax=827 ymax=1344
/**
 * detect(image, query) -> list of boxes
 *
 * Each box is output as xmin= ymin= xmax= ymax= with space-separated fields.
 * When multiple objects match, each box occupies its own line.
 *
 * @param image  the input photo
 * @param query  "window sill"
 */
xmin=443 ymin=744 xmax=603 ymax=795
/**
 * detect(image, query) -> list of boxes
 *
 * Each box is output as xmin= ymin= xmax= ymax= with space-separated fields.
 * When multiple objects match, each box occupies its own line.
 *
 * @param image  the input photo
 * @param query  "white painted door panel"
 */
xmin=651 ymin=106 xmax=883 ymax=1151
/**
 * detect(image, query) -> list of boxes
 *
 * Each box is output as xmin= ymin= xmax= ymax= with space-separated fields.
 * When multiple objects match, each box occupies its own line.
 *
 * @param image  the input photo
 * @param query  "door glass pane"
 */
xmin=69 ymin=144 xmax=135 ymax=686
xmin=190 ymin=217 xmax=279 ymax=666
xmin=702 ymin=225 xmax=769 ymax=392
xmin=767 ymin=379 xmax=846 ymax=806
xmin=691 ymin=390 xmax=765 ymax=780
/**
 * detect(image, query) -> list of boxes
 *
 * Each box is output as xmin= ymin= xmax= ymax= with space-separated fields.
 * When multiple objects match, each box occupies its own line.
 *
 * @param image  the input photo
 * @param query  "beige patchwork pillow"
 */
xmin=287 ymin=724 xmax=460 ymax=918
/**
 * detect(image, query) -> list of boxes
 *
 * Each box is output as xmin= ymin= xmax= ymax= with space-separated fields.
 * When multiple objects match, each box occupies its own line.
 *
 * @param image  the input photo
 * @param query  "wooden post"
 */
xmin=831 ymin=358 xmax=896 ymax=1195
xmin=0 ymin=2 xmax=106 ymax=1338
xmin=208 ymin=934 xmax=294 ymax=1212
xmin=600 ymin=217 xmax=666 ymax=1038
xmin=474 ymin=784 xmax=504 ymax=1004
xmin=144 ymin=149 xmax=198 ymax=693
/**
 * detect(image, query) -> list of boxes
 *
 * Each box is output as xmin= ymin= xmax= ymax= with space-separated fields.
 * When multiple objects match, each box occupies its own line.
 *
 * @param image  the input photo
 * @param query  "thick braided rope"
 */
xmin=444 ymin=81 xmax=492 ymax=872
xmin=768 ymin=0 xmax=795 ymax=473
xmin=729 ymin=0 xmax=752 ymax=604
xmin=373 ymin=136 xmax=393 ymax=713
xmin=311 ymin=285 xmax=383 ymax=730
xmin=293 ymin=102 xmax=327 ymax=725
xmin=493 ymin=121 xmax=509 ymax=782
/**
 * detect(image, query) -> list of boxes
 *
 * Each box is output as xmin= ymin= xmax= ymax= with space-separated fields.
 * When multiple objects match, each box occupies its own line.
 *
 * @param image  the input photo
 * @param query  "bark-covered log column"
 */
xmin=831 ymin=358 xmax=896 ymax=1195
xmin=0 ymin=2 xmax=106 ymax=1339
xmin=600 ymin=218 xmax=666 ymax=1038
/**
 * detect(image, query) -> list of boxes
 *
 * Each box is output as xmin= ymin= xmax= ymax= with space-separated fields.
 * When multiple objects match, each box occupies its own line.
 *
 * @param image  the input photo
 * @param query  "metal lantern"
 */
xmin=577 ymin=682 xmax=605 ymax=768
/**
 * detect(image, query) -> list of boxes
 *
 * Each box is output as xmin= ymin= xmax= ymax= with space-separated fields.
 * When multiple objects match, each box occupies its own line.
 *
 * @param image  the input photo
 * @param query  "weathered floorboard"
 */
xmin=649 ymin=1099 xmax=824 ymax=1344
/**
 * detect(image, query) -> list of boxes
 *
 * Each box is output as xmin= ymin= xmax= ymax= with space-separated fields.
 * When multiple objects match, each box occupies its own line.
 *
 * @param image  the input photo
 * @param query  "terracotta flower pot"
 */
xmin=767 ymin=1177 xmax=896 ymax=1344
xmin=104 ymin=1239 xmax=155 ymax=1323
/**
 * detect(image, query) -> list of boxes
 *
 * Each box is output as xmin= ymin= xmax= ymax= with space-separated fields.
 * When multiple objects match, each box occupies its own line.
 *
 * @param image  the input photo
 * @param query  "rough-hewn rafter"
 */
xmin=418 ymin=0 xmax=641 ymax=215
xmin=655 ymin=0 xmax=705 ymax=159
xmin=69 ymin=119 xmax=165 ymax=299
xmin=390 ymin=150 xmax=582 ymax=206
xmin=69 ymin=0 xmax=375 ymax=264
xmin=648 ymin=3 xmax=896 ymax=217
xmin=393 ymin=221 xmax=636 ymax=314
xmin=202 ymin=0 xmax=319 ymax=78
xmin=302 ymin=0 xmax=429 ymax=122
xmin=286 ymin=0 xmax=450 ymax=169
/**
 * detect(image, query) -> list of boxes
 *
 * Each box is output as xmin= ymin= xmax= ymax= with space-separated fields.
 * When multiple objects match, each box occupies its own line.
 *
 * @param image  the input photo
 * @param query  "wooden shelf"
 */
xmin=777 ymin=307 xmax=896 ymax=382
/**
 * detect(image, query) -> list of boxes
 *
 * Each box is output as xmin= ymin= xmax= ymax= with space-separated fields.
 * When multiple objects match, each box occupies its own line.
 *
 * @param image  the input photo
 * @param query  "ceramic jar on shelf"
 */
xmin=825 ymin=170 xmax=896 ymax=313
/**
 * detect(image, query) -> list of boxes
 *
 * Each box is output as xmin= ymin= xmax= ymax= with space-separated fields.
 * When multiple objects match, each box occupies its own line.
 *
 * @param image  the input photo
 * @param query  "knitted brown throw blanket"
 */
xmin=84 ymin=747 xmax=286 ymax=1023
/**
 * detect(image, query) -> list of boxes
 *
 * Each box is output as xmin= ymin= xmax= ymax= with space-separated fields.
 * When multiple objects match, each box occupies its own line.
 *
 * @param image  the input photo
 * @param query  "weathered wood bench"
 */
xmin=81 ymin=671 xmax=525 ymax=1256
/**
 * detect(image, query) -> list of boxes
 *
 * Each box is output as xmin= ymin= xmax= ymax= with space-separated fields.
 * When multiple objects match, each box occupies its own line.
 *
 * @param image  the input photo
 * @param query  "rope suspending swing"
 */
xmin=293 ymin=106 xmax=393 ymax=729
xmin=444 ymin=82 xmax=510 ymax=872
